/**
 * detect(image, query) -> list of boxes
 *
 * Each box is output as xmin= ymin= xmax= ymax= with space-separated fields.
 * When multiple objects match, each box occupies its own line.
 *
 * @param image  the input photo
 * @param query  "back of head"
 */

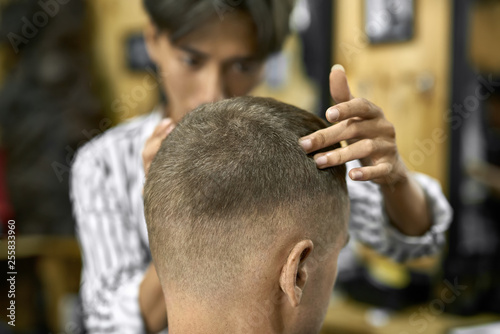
xmin=144 ymin=96 xmax=348 ymax=300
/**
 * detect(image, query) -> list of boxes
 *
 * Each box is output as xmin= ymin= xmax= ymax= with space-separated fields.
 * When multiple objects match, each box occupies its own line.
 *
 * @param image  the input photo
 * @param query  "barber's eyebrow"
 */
xmin=178 ymin=45 xmax=259 ymax=63
xmin=343 ymin=233 xmax=351 ymax=249
xmin=178 ymin=45 xmax=209 ymax=59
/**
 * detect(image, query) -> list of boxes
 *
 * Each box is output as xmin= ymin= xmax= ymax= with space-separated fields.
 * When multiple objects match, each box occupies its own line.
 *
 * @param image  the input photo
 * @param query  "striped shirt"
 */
xmin=70 ymin=107 xmax=452 ymax=333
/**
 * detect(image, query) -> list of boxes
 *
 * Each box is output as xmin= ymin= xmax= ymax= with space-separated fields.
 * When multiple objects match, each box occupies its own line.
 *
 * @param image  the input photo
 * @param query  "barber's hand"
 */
xmin=143 ymin=118 xmax=175 ymax=176
xmin=299 ymin=64 xmax=408 ymax=186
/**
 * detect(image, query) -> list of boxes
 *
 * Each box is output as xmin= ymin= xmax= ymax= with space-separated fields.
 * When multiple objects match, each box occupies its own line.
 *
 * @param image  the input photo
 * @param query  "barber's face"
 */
xmin=146 ymin=11 xmax=264 ymax=123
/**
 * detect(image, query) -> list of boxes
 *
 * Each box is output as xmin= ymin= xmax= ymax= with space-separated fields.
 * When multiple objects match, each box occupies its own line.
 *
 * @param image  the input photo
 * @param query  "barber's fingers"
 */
xmin=301 ymin=118 xmax=385 ymax=153
xmin=299 ymin=99 xmax=386 ymax=154
xmin=325 ymin=97 xmax=383 ymax=124
xmin=146 ymin=119 xmax=175 ymax=152
xmin=347 ymin=162 xmax=393 ymax=182
xmin=143 ymin=118 xmax=175 ymax=175
xmin=330 ymin=64 xmax=354 ymax=104
xmin=313 ymin=138 xmax=390 ymax=169
xmin=153 ymin=118 xmax=174 ymax=139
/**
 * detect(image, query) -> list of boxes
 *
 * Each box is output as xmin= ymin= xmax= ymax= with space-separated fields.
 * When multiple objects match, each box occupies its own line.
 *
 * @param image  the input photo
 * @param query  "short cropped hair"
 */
xmin=144 ymin=97 xmax=348 ymax=298
xmin=142 ymin=0 xmax=295 ymax=58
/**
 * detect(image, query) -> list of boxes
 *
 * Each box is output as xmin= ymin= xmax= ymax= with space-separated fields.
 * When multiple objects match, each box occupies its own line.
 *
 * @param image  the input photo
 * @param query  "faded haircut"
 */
xmin=142 ymin=0 xmax=295 ymax=58
xmin=144 ymin=96 xmax=348 ymax=299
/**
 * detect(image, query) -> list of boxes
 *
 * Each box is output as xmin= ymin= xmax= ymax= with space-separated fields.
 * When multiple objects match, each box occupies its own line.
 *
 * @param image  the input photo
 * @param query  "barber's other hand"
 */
xmin=299 ymin=64 xmax=408 ymax=186
xmin=143 ymin=118 xmax=175 ymax=176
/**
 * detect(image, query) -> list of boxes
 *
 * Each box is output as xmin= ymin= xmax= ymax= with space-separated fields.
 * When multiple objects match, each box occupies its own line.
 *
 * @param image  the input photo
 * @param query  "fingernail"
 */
xmin=327 ymin=108 xmax=339 ymax=121
xmin=166 ymin=124 xmax=175 ymax=135
xmin=351 ymin=171 xmax=363 ymax=180
xmin=299 ymin=138 xmax=313 ymax=151
xmin=331 ymin=64 xmax=345 ymax=73
xmin=160 ymin=118 xmax=172 ymax=126
xmin=315 ymin=155 xmax=328 ymax=166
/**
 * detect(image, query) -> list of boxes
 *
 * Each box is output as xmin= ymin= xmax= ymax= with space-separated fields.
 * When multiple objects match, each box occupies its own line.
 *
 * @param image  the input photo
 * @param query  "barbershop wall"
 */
xmin=86 ymin=0 xmax=158 ymax=123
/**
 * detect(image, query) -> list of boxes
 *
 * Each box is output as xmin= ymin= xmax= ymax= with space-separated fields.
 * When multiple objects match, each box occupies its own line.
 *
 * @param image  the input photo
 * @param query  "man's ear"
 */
xmin=279 ymin=240 xmax=314 ymax=307
xmin=144 ymin=21 xmax=161 ymax=64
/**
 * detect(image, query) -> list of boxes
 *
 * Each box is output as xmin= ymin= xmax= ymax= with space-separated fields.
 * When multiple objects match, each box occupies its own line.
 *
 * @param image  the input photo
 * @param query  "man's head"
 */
xmin=143 ymin=0 xmax=295 ymax=122
xmin=144 ymin=97 xmax=349 ymax=334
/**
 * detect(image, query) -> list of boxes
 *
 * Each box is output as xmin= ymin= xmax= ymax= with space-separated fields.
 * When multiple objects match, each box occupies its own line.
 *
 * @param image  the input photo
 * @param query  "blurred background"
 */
xmin=0 ymin=0 xmax=499 ymax=333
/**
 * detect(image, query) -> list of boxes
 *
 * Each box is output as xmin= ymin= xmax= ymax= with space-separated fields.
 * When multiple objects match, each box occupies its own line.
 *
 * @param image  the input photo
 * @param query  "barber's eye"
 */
xmin=182 ymin=56 xmax=201 ymax=67
xmin=233 ymin=61 xmax=255 ymax=73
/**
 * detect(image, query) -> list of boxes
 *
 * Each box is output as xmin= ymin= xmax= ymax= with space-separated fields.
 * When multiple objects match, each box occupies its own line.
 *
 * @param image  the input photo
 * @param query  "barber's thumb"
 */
xmin=164 ymin=122 xmax=175 ymax=137
xmin=159 ymin=118 xmax=175 ymax=138
xmin=159 ymin=118 xmax=173 ymax=128
xmin=330 ymin=64 xmax=354 ymax=104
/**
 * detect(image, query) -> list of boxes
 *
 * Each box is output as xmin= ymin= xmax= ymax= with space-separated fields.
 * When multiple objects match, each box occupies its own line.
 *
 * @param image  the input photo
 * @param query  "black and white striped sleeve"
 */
xmin=347 ymin=160 xmax=453 ymax=262
xmin=70 ymin=138 xmax=148 ymax=334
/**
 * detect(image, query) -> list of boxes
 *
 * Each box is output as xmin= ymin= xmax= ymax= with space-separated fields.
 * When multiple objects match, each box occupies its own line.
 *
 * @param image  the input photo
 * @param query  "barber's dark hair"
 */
xmin=144 ymin=96 xmax=348 ymax=299
xmin=143 ymin=0 xmax=295 ymax=57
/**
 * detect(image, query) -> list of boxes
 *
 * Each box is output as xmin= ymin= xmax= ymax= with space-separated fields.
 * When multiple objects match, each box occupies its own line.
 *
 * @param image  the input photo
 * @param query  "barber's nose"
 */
xmin=201 ymin=68 xmax=227 ymax=103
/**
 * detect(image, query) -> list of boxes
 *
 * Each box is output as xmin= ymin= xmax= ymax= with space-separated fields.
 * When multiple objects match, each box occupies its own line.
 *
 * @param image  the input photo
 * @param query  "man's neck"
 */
xmin=166 ymin=298 xmax=285 ymax=334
